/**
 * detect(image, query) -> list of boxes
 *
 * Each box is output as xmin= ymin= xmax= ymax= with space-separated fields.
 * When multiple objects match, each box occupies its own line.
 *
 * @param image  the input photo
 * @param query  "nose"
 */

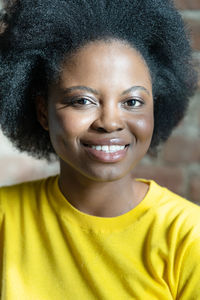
xmin=91 ymin=103 xmax=125 ymax=133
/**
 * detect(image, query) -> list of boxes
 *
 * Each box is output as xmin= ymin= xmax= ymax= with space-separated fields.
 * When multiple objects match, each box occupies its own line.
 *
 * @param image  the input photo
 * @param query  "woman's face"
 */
xmin=38 ymin=40 xmax=154 ymax=182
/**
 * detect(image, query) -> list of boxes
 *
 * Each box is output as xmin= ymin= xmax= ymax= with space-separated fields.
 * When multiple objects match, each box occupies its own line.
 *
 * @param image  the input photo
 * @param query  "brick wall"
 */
xmin=0 ymin=0 xmax=200 ymax=203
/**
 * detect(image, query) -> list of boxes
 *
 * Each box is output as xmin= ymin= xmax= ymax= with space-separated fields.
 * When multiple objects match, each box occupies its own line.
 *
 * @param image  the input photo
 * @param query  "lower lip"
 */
xmin=83 ymin=145 xmax=129 ymax=163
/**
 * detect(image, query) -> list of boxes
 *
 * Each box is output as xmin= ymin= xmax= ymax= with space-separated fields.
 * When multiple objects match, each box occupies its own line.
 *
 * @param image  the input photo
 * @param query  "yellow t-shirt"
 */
xmin=0 ymin=176 xmax=200 ymax=300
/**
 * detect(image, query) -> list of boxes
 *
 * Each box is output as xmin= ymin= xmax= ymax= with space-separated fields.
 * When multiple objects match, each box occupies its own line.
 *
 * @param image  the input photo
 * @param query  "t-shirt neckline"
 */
xmin=48 ymin=175 xmax=164 ymax=232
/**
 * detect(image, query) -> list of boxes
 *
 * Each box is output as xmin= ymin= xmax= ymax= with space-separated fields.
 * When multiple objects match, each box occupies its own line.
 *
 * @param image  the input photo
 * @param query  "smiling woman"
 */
xmin=40 ymin=42 xmax=154 ymax=188
xmin=0 ymin=0 xmax=200 ymax=299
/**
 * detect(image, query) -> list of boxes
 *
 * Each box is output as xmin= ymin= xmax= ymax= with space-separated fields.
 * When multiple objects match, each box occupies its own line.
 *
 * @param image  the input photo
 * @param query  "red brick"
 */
xmin=132 ymin=165 xmax=184 ymax=195
xmin=189 ymin=176 xmax=200 ymax=203
xmin=174 ymin=0 xmax=200 ymax=10
xmin=163 ymin=136 xmax=200 ymax=163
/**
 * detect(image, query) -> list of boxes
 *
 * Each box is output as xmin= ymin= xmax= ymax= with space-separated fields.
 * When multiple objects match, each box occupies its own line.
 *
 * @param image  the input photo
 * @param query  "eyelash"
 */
xmin=65 ymin=97 xmax=96 ymax=108
xmin=65 ymin=97 xmax=144 ymax=109
xmin=123 ymin=99 xmax=144 ymax=108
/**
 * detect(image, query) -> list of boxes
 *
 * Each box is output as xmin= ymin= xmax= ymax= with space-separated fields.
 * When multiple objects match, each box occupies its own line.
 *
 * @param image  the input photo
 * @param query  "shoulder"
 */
xmin=145 ymin=179 xmax=200 ymax=212
xmin=140 ymin=178 xmax=200 ymax=212
xmin=147 ymin=180 xmax=200 ymax=240
xmin=138 ymin=179 xmax=200 ymax=297
xmin=140 ymin=180 xmax=200 ymax=259
xmin=0 ymin=177 xmax=46 ymax=196
xmin=0 ymin=176 xmax=57 ymax=210
xmin=156 ymin=182 xmax=200 ymax=217
xmin=138 ymin=178 xmax=200 ymax=244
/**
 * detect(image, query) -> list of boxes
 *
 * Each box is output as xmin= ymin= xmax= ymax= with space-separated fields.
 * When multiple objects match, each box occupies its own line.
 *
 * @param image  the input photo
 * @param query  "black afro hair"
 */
xmin=0 ymin=0 xmax=198 ymax=159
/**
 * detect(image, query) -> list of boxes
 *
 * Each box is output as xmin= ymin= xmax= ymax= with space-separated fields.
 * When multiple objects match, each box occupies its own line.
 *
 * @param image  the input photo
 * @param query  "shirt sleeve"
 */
xmin=176 ymin=237 xmax=200 ymax=299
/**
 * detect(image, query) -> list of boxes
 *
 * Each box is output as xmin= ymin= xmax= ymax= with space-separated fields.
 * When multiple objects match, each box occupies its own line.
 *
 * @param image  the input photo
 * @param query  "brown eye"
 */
xmin=124 ymin=99 xmax=143 ymax=108
xmin=74 ymin=98 xmax=91 ymax=105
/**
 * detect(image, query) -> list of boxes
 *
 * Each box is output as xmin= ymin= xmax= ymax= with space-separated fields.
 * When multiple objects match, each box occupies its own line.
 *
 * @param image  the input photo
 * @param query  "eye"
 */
xmin=62 ymin=96 xmax=96 ymax=108
xmin=72 ymin=98 xmax=93 ymax=105
xmin=123 ymin=98 xmax=143 ymax=108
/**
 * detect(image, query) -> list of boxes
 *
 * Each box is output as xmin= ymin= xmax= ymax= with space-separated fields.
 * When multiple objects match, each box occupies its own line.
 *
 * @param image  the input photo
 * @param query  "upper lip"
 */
xmin=81 ymin=138 xmax=130 ymax=146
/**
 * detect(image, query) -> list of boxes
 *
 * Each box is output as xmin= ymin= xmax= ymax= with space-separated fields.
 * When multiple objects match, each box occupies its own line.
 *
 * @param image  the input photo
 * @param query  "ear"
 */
xmin=35 ymin=95 xmax=49 ymax=131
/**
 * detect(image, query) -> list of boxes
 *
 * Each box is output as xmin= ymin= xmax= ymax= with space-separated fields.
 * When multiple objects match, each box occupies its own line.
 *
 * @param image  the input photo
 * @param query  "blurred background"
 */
xmin=0 ymin=0 xmax=200 ymax=203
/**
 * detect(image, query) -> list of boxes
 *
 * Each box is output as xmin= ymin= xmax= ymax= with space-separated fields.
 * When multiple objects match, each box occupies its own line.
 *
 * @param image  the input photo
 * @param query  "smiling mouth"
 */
xmin=82 ymin=143 xmax=130 ymax=163
xmin=83 ymin=143 xmax=129 ymax=153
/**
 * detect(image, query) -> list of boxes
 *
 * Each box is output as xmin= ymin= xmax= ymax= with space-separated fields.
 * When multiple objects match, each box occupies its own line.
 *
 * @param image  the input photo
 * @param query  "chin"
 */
xmin=80 ymin=164 xmax=134 ymax=183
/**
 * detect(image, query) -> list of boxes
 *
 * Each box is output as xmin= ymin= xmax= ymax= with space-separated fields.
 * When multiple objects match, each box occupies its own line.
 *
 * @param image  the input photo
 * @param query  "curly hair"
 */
xmin=0 ymin=0 xmax=197 ymax=160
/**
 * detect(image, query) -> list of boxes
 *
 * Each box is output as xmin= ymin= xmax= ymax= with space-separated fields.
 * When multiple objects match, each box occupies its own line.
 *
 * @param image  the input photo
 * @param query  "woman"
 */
xmin=0 ymin=0 xmax=199 ymax=299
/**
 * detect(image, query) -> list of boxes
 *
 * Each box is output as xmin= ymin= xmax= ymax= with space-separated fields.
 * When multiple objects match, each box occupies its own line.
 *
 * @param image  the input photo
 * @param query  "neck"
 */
xmin=58 ymin=162 xmax=149 ymax=218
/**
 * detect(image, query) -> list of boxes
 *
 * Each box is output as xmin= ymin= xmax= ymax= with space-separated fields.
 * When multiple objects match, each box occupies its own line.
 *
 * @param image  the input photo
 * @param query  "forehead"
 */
xmin=58 ymin=40 xmax=152 ymax=91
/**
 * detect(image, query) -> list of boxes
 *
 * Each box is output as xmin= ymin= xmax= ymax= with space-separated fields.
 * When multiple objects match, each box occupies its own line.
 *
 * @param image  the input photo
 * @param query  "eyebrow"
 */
xmin=63 ymin=85 xmax=150 ymax=96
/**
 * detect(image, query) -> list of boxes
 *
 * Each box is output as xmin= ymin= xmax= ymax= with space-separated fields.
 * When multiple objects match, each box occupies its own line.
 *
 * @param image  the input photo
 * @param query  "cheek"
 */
xmin=48 ymin=109 xmax=94 ymax=142
xmin=127 ymin=112 xmax=154 ymax=142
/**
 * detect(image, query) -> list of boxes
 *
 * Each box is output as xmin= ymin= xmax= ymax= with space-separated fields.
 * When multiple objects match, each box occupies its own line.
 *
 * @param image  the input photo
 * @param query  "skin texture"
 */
xmin=37 ymin=40 xmax=154 ymax=217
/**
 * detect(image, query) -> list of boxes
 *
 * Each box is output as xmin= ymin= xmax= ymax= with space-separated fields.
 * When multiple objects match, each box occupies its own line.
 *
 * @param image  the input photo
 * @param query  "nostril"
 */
xmin=97 ymin=127 xmax=108 ymax=133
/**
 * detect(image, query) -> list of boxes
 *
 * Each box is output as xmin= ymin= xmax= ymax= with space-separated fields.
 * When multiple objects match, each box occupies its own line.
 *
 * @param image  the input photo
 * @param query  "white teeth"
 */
xmin=110 ymin=145 xmax=117 ymax=151
xmin=91 ymin=145 xmax=126 ymax=153
xmin=102 ymin=145 xmax=109 ymax=151
xmin=96 ymin=146 xmax=101 ymax=151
